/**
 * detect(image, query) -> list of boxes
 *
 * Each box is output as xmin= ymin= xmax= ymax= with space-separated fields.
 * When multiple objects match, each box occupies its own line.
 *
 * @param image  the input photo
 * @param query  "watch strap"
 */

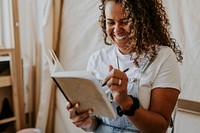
xmin=116 ymin=95 xmax=140 ymax=117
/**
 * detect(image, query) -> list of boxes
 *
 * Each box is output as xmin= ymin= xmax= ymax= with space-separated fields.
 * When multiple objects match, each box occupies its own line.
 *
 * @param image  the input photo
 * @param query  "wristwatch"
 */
xmin=116 ymin=95 xmax=140 ymax=117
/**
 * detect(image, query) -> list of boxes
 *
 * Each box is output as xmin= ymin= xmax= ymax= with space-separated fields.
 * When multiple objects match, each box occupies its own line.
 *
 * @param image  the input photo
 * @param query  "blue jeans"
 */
xmin=94 ymin=102 xmax=141 ymax=133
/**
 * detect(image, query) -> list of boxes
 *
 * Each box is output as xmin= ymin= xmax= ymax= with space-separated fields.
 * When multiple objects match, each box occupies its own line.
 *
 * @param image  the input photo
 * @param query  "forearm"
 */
xmin=128 ymin=106 xmax=169 ymax=133
xmin=81 ymin=116 xmax=99 ymax=132
xmin=118 ymin=88 xmax=179 ymax=133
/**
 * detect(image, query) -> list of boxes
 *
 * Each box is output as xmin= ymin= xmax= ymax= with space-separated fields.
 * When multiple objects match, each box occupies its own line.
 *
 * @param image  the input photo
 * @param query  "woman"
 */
xmin=66 ymin=0 xmax=183 ymax=132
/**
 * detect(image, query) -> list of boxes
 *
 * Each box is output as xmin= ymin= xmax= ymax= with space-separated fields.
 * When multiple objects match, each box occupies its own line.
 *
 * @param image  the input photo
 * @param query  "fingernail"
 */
xmin=88 ymin=109 xmax=93 ymax=114
xmin=75 ymin=103 xmax=79 ymax=108
xmin=88 ymin=110 xmax=93 ymax=116
xmin=66 ymin=102 xmax=70 ymax=109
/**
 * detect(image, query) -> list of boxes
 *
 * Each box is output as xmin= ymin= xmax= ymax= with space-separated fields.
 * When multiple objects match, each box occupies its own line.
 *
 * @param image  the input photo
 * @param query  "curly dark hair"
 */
xmin=99 ymin=0 xmax=183 ymax=65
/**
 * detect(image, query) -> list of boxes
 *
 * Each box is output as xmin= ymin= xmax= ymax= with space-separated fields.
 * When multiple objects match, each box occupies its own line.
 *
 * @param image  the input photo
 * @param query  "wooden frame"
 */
xmin=0 ymin=49 xmax=21 ymax=131
xmin=0 ymin=0 xmax=25 ymax=130
xmin=177 ymin=99 xmax=200 ymax=115
xmin=11 ymin=0 xmax=25 ymax=128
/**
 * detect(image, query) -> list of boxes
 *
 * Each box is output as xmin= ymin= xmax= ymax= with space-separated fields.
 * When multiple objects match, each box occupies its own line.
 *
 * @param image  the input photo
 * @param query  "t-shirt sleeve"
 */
xmin=152 ymin=49 xmax=181 ymax=91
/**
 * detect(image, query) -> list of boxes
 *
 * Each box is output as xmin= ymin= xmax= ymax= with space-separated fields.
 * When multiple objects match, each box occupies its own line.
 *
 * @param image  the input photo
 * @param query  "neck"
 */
xmin=118 ymin=48 xmax=129 ymax=55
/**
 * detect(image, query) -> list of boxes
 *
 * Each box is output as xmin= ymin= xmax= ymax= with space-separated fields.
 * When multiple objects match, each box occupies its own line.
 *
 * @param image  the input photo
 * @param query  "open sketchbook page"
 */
xmin=45 ymin=49 xmax=64 ymax=73
xmin=46 ymin=50 xmax=116 ymax=119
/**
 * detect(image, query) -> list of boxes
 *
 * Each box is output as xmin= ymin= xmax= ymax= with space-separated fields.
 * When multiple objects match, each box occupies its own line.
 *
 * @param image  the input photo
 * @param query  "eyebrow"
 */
xmin=106 ymin=18 xmax=129 ymax=21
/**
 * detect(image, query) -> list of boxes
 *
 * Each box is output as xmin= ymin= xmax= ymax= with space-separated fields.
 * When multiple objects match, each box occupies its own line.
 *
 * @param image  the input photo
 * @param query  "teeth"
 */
xmin=115 ymin=35 xmax=126 ymax=41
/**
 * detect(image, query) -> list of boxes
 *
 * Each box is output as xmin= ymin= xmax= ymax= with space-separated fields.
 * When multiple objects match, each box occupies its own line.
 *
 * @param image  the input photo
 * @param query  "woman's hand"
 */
xmin=104 ymin=65 xmax=130 ymax=107
xmin=66 ymin=102 xmax=94 ymax=130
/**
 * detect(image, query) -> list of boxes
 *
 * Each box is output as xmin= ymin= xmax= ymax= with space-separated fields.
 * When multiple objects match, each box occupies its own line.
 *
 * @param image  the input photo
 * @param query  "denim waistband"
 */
xmin=99 ymin=119 xmax=141 ymax=133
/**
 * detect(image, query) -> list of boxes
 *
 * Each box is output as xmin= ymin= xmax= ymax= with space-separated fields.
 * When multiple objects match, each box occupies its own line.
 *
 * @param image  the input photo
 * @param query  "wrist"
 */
xmin=116 ymin=95 xmax=140 ymax=117
xmin=82 ymin=116 xmax=99 ymax=132
xmin=119 ymin=95 xmax=133 ymax=110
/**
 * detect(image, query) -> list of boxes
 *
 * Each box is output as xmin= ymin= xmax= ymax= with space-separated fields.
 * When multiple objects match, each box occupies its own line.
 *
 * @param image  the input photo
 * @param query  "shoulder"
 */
xmin=155 ymin=46 xmax=177 ymax=63
xmin=87 ymin=45 xmax=116 ymax=71
xmin=89 ymin=45 xmax=116 ymax=61
xmin=151 ymin=46 xmax=181 ymax=88
xmin=158 ymin=46 xmax=176 ymax=57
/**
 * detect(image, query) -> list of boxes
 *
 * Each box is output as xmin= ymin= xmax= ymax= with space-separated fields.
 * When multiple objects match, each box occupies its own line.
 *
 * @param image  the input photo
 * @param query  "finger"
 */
xmin=66 ymin=102 xmax=71 ymax=110
xmin=72 ymin=110 xmax=93 ymax=126
xmin=107 ymin=77 xmax=121 ymax=87
xmin=118 ymin=79 xmax=122 ymax=86
xmin=73 ymin=115 xmax=91 ymax=128
xmin=103 ymin=68 xmax=117 ymax=84
xmin=108 ymin=69 xmax=126 ymax=80
xmin=109 ymin=65 xmax=113 ymax=72
xmin=104 ymin=67 xmax=127 ymax=87
xmin=103 ymin=65 xmax=114 ymax=83
xmin=69 ymin=103 xmax=80 ymax=119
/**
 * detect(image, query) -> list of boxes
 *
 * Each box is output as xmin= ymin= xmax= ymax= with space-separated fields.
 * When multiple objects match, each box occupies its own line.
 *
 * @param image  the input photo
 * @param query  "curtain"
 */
xmin=35 ymin=0 xmax=63 ymax=132
xmin=53 ymin=0 xmax=105 ymax=132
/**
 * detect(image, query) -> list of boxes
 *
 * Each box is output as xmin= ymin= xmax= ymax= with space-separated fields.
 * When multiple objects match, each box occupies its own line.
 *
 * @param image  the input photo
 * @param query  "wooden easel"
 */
xmin=0 ymin=49 xmax=22 ymax=132
xmin=0 ymin=0 xmax=25 ymax=132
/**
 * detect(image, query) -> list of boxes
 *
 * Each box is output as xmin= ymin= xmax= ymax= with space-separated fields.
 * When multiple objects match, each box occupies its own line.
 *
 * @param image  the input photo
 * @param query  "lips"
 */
xmin=114 ymin=34 xmax=128 ymax=42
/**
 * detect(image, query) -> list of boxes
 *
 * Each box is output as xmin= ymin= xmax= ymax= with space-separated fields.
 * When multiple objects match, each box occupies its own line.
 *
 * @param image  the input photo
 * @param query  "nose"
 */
xmin=114 ymin=23 xmax=122 ymax=33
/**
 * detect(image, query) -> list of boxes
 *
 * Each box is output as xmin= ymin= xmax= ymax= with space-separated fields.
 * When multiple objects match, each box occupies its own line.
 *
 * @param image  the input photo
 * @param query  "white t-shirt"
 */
xmin=87 ymin=45 xmax=181 ymax=109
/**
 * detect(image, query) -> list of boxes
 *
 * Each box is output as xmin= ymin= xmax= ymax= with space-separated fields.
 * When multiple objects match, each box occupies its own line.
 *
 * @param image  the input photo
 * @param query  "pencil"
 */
xmin=101 ymin=68 xmax=129 ymax=87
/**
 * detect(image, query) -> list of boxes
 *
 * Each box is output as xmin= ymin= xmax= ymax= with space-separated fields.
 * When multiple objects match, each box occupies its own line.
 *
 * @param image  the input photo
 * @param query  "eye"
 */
xmin=121 ymin=20 xmax=129 ymax=25
xmin=106 ymin=20 xmax=115 ymax=25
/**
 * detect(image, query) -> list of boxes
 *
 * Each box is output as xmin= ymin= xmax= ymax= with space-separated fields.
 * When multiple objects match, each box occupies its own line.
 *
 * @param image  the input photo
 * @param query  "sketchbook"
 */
xmin=46 ymin=50 xmax=116 ymax=119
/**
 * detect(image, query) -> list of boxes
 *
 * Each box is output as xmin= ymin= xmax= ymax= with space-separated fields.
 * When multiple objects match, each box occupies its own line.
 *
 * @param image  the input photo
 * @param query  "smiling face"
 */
xmin=105 ymin=1 xmax=131 ymax=54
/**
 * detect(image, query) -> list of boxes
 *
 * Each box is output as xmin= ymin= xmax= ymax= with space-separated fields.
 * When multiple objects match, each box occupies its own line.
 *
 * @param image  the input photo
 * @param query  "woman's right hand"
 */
xmin=66 ymin=102 xmax=95 ymax=130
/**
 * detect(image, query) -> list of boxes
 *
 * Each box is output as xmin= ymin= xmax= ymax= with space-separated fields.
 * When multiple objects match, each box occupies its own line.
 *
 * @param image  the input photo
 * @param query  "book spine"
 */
xmin=52 ymin=77 xmax=71 ymax=103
